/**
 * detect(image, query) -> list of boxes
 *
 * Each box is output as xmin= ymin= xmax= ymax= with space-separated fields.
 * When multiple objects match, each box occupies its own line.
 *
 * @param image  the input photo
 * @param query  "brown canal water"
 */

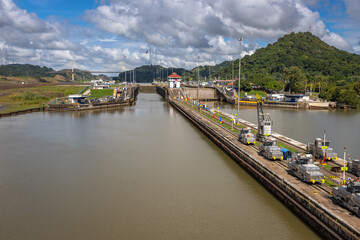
xmin=0 ymin=93 xmax=320 ymax=239
xmin=210 ymin=102 xmax=360 ymax=158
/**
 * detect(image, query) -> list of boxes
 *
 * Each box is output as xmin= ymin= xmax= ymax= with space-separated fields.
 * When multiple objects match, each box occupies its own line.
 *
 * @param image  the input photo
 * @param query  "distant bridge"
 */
xmin=50 ymin=70 xmax=122 ymax=74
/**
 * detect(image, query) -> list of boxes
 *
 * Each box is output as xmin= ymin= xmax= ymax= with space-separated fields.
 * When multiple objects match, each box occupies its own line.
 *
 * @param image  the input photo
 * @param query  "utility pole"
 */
xmin=5 ymin=48 xmax=8 ymax=65
xmin=237 ymin=37 xmax=243 ymax=123
xmin=72 ymin=60 xmax=74 ymax=81
xmin=343 ymin=147 xmax=346 ymax=184
xmin=322 ymin=131 xmax=326 ymax=165
xmin=232 ymin=55 xmax=234 ymax=91
xmin=149 ymin=48 xmax=152 ymax=65
xmin=209 ymin=62 xmax=211 ymax=81
xmin=197 ymin=56 xmax=200 ymax=103
xmin=40 ymin=50 xmax=43 ymax=67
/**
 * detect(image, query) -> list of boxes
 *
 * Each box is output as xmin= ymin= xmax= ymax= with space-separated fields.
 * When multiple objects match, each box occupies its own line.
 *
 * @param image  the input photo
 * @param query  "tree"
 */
xmin=337 ymin=89 xmax=359 ymax=108
xmin=265 ymin=80 xmax=282 ymax=92
xmin=282 ymin=66 xmax=307 ymax=93
xmin=241 ymin=81 xmax=252 ymax=92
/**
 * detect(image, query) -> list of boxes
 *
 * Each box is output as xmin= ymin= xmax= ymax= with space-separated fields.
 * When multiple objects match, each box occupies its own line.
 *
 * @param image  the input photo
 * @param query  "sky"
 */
xmin=0 ymin=0 xmax=359 ymax=72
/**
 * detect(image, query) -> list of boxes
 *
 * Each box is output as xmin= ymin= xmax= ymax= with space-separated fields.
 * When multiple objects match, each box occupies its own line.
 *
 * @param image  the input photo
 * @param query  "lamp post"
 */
xmin=197 ymin=56 xmax=200 ymax=104
xmin=232 ymin=55 xmax=234 ymax=92
xmin=237 ymin=37 xmax=243 ymax=123
xmin=343 ymin=147 xmax=346 ymax=184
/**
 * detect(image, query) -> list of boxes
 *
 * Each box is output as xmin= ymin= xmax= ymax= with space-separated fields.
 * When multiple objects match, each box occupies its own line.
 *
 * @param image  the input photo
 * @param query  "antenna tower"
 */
xmin=72 ymin=60 xmax=74 ymax=81
xmin=5 ymin=48 xmax=8 ymax=65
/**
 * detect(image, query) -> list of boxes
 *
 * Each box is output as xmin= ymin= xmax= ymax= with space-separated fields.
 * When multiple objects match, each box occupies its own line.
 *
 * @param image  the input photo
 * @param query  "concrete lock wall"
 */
xmin=168 ymin=99 xmax=360 ymax=240
xmin=182 ymin=88 xmax=217 ymax=100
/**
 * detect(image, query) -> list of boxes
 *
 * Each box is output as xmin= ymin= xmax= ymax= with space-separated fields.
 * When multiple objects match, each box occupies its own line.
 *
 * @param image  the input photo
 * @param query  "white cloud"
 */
xmin=0 ymin=0 xmax=356 ymax=73
xmin=344 ymin=0 xmax=360 ymax=23
xmin=85 ymin=0 xmax=353 ymax=57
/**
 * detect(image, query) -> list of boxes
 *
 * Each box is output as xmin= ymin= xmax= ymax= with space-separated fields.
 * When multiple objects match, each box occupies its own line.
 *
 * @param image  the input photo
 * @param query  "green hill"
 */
xmin=213 ymin=32 xmax=360 ymax=107
xmin=0 ymin=64 xmax=54 ymax=77
xmin=215 ymin=32 xmax=360 ymax=81
xmin=116 ymin=61 xmax=232 ymax=83
xmin=243 ymin=32 xmax=360 ymax=78
xmin=116 ymin=65 xmax=189 ymax=83
xmin=0 ymin=64 xmax=95 ymax=82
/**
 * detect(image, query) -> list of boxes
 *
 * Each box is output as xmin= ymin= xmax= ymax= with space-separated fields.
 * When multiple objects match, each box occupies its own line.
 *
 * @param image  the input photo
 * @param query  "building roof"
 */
xmin=214 ymin=80 xmax=235 ymax=83
xmin=69 ymin=94 xmax=86 ymax=98
xmin=168 ymin=72 xmax=181 ymax=78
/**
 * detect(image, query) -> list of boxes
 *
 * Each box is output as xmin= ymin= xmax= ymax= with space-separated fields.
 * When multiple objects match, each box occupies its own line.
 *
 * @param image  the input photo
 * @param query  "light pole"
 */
xmin=232 ymin=55 xmax=234 ymax=91
xmin=343 ymin=147 xmax=346 ymax=184
xmin=209 ymin=61 xmax=211 ymax=81
xmin=124 ymin=67 xmax=126 ymax=83
xmin=197 ymin=56 xmax=200 ymax=104
xmin=237 ymin=37 xmax=243 ymax=123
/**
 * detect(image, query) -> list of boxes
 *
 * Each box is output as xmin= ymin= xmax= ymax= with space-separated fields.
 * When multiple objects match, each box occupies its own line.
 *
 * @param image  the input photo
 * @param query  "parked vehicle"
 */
xmin=333 ymin=179 xmax=360 ymax=217
xmin=259 ymin=137 xmax=283 ymax=160
xmin=307 ymin=138 xmax=338 ymax=161
xmin=238 ymin=127 xmax=256 ymax=145
xmin=288 ymin=153 xmax=324 ymax=184
xmin=349 ymin=159 xmax=360 ymax=176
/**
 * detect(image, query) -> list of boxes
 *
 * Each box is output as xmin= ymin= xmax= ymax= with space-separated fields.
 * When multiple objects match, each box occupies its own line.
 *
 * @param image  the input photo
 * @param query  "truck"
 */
xmin=349 ymin=159 xmax=360 ymax=176
xmin=333 ymin=180 xmax=360 ymax=217
xmin=259 ymin=137 xmax=283 ymax=160
xmin=288 ymin=153 xmax=325 ymax=184
xmin=238 ymin=127 xmax=256 ymax=145
xmin=307 ymin=137 xmax=338 ymax=161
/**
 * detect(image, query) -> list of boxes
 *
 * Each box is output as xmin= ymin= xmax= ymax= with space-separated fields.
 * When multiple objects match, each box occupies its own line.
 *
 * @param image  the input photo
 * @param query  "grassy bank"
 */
xmin=239 ymin=90 xmax=267 ymax=98
xmin=90 ymin=89 xmax=114 ymax=98
xmin=0 ymin=85 xmax=83 ymax=113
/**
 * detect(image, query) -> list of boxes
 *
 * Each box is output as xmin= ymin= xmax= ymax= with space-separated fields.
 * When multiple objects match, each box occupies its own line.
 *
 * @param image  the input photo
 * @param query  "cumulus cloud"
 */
xmin=0 ymin=0 xmax=62 ymax=49
xmin=344 ymin=0 xmax=360 ymax=22
xmin=85 ymin=0 xmax=352 ymax=57
xmin=0 ymin=0 xmax=356 ymax=72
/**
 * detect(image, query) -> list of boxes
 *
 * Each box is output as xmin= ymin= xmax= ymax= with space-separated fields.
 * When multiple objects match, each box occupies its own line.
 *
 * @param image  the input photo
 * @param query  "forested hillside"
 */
xmin=213 ymin=32 xmax=360 ymax=107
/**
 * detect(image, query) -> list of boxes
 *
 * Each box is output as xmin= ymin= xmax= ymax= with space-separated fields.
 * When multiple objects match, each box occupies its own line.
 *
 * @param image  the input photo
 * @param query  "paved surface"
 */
xmin=219 ymin=109 xmax=308 ymax=150
xmin=178 ymin=101 xmax=360 ymax=232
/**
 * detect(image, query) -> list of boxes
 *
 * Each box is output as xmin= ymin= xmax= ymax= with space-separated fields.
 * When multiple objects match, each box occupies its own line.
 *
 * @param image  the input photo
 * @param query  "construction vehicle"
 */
xmin=259 ymin=137 xmax=283 ymax=160
xmin=288 ymin=153 xmax=325 ymax=184
xmin=333 ymin=179 xmax=360 ymax=217
xmin=256 ymin=94 xmax=272 ymax=141
xmin=307 ymin=137 xmax=338 ymax=161
xmin=238 ymin=127 xmax=256 ymax=145
xmin=349 ymin=159 xmax=360 ymax=176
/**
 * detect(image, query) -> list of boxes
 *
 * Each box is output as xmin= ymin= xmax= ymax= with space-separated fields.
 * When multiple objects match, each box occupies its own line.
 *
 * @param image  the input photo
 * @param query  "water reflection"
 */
xmin=0 ymin=93 xmax=320 ymax=239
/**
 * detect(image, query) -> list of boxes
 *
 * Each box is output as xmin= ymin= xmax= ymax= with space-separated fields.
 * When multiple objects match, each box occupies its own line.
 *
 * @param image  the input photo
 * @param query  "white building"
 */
xmin=168 ymin=72 xmax=182 ymax=88
xmin=68 ymin=94 xmax=87 ymax=104
xmin=267 ymin=94 xmax=285 ymax=101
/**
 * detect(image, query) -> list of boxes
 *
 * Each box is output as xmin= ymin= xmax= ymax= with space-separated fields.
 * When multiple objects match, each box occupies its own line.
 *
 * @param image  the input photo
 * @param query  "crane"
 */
xmin=256 ymin=94 xmax=272 ymax=141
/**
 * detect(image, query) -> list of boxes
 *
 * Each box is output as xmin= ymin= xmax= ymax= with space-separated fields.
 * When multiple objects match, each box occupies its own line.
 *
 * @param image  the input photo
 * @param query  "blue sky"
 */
xmin=1 ymin=0 xmax=359 ymax=71
xmin=15 ymin=0 xmax=98 ymax=24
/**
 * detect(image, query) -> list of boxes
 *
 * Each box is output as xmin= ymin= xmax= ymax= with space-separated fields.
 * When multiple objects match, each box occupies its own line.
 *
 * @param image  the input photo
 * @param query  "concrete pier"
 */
xmin=157 ymin=85 xmax=360 ymax=240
